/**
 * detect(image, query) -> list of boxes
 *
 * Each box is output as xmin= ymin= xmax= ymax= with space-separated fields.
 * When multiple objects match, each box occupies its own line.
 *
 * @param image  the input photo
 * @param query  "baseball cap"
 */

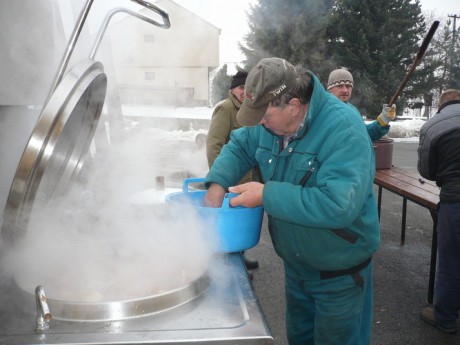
xmin=327 ymin=68 xmax=353 ymax=90
xmin=237 ymin=57 xmax=297 ymax=126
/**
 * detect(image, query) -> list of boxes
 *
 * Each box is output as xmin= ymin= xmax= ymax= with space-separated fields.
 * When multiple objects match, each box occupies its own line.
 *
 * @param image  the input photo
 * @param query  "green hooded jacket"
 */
xmin=346 ymin=102 xmax=390 ymax=141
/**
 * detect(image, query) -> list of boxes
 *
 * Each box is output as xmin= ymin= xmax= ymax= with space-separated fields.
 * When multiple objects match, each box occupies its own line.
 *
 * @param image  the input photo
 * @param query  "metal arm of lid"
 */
xmin=89 ymin=3 xmax=170 ymax=60
xmin=46 ymin=0 xmax=95 ymax=103
xmin=47 ymin=0 xmax=170 ymax=104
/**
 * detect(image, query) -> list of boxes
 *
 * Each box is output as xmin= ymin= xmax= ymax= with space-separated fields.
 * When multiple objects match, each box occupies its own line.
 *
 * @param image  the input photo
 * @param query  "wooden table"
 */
xmin=374 ymin=167 xmax=440 ymax=304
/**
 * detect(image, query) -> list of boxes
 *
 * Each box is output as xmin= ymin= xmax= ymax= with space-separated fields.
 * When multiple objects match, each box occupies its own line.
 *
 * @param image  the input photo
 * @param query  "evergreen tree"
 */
xmin=210 ymin=64 xmax=231 ymax=106
xmin=327 ymin=0 xmax=427 ymax=117
xmin=449 ymin=50 xmax=460 ymax=89
xmin=445 ymin=16 xmax=460 ymax=89
xmin=241 ymin=0 xmax=335 ymax=81
xmin=419 ymin=19 xmax=452 ymax=108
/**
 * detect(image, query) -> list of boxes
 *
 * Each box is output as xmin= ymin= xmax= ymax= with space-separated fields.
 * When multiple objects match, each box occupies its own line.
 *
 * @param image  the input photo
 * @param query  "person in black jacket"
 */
xmin=418 ymin=89 xmax=460 ymax=334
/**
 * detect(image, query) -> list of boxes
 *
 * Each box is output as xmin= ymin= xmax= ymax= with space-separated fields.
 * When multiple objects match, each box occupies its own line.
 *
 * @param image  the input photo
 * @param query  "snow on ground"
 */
xmin=367 ymin=118 xmax=425 ymax=142
xmin=123 ymin=105 xmax=213 ymax=120
xmin=116 ymin=106 xmax=426 ymax=189
xmin=124 ymin=105 xmax=426 ymax=143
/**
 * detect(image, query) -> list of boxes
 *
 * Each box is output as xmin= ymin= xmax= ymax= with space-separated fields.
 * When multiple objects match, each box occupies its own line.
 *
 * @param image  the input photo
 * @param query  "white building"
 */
xmin=106 ymin=0 xmax=220 ymax=107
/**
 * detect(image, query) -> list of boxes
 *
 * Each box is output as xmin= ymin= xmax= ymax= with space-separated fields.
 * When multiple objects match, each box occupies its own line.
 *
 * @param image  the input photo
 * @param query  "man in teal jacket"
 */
xmin=327 ymin=68 xmax=395 ymax=141
xmin=204 ymin=58 xmax=380 ymax=344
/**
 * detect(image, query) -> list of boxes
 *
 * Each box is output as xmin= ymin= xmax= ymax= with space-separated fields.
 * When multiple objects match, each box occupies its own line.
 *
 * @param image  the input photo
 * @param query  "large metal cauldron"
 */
xmin=0 ymin=49 xmax=210 ymax=324
xmin=0 ymin=1 xmax=274 ymax=343
xmin=0 ymin=253 xmax=274 ymax=345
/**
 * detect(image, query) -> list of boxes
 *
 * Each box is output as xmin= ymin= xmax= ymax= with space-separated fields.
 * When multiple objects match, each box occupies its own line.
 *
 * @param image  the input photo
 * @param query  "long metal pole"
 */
xmin=45 ymin=0 xmax=95 ymax=103
xmin=387 ymin=21 xmax=440 ymax=106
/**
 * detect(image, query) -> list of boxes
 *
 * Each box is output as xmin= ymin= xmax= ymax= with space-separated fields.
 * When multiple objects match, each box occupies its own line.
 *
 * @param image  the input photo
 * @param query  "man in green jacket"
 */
xmin=206 ymin=70 xmax=252 ymax=183
xmin=204 ymin=58 xmax=380 ymax=344
xmin=327 ymin=68 xmax=396 ymax=141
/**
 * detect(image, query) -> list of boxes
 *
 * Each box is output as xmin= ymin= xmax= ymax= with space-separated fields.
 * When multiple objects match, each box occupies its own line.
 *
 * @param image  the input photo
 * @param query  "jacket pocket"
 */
xmin=330 ymin=229 xmax=358 ymax=244
xmin=291 ymin=153 xmax=318 ymax=186
xmin=255 ymin=147 xmax=276 ymax=182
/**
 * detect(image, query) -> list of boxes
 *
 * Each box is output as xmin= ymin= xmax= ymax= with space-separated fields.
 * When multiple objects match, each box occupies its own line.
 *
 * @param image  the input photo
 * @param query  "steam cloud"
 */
xmin=3 ymin=129 xmax=217 ymax=303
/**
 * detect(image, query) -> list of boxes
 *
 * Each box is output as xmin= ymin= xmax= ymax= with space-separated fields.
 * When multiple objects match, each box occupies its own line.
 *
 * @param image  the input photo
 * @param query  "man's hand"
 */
xmin=203 ymin=183 xmax=226 ymax=208
xmin=377 ymin=104 xmax=396 ymax=126
xmin=228 ymin=182 xmax=264 ymax=208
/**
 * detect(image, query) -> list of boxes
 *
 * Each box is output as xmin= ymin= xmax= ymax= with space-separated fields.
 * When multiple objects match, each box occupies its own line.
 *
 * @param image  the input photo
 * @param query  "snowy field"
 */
xmin=122 ymin=105 xmax=425 ymax=143
xmin=114 ymin=105 xmax=425 ymax=190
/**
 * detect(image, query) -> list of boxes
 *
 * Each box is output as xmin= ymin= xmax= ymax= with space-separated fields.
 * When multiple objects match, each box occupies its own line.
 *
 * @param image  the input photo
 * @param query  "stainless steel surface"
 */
xmin=0 ymin=254 xmax=275 ymax=345
xmin=1 ymin=59 xmax=107 ymax=244
xmin=0 ymin=3 xmax=273 ymax=343
xmin=17 ymin=272 xmax=210 ymax=322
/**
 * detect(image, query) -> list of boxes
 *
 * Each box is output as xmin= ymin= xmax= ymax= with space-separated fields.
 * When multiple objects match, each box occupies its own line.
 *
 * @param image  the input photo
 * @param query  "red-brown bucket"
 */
xmin=373 ymin=138 xmax=394 ymax=170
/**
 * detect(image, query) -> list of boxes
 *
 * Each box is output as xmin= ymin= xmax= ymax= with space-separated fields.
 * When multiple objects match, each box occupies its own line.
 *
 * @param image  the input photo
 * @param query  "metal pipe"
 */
xmin=35 ymin=285 xmax=52 ymax=332
xmin=47 ymin=0 xmax=170 ymax=99
xmin=89 ymin=4 xmax=170 ymax=59
xmin=129 ymin=0 xmax=171 ymax=28
xmin=46 ymin=0 xmax=95 ymax=101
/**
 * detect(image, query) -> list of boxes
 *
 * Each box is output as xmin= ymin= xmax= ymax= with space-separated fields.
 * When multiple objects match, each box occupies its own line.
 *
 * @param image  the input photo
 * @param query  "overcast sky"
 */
xmin=173 ymin=0 xmax=459 ymax=65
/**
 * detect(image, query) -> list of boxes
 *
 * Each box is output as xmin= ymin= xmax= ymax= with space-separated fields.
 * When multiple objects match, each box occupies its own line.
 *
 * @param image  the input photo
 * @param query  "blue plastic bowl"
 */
xmin=166 ymin=178 xmax=264 ymax=253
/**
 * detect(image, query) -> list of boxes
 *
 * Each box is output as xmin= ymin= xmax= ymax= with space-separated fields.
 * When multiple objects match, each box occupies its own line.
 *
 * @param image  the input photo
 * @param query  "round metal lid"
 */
xmin=15 ymin=270 xmax=210 ymax=322
xmin=1 ymin=59 xmax=107 ymax=244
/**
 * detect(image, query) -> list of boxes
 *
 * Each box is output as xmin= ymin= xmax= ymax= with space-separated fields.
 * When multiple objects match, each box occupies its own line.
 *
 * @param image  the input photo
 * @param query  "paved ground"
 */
xmin=246 ymin=142 xmax=460 ymax=345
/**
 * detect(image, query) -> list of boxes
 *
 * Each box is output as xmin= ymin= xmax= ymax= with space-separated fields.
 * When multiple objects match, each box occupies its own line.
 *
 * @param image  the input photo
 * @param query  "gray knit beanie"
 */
xmin=327 ymin=69 xmax=353 ymax=90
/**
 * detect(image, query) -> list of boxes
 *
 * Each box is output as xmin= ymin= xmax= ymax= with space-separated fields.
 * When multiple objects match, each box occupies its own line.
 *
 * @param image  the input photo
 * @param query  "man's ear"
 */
xmin=289 ymin=98 xmax=302 ymax=116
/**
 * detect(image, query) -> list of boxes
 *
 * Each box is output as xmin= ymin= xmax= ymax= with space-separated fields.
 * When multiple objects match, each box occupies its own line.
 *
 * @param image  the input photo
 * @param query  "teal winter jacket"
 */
xmin=346 ymin=102 xmax=390 ymax=141
xmin=205 ymin=73 xmax=380 ymax=275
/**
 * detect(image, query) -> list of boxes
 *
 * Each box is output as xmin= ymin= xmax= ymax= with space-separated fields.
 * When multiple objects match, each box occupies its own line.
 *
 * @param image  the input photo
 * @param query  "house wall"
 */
xmin=107 ymin=0 xmax=220 ymax=106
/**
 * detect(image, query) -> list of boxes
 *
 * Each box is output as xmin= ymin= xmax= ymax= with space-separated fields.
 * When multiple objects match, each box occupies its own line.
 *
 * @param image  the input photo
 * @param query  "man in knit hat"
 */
xmin=327 ymin=68 xmax=396 ymax=141
xmin=206 ymin=70 xmax=259 ymax=270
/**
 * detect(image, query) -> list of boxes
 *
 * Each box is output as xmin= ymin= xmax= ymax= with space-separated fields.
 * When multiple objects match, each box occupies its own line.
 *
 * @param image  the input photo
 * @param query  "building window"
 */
xmin=145 ymin=72 xmax=155 ymax=80
xmin=144 ymin=34 xmax=155 ymax=42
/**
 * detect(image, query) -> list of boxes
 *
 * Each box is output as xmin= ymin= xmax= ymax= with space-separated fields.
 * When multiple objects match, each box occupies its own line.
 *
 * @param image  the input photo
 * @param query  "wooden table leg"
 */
xmin=401 ymin=197 xmax=407 ymax=245
xmin=377 ymin=186 xmax=382 ymax=220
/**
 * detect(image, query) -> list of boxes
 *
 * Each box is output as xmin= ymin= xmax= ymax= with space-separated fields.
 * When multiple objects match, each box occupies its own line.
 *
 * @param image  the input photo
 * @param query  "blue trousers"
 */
xmin=435 ymin=202 xmax=460 ymax=326
xmin=285 ymin=261 xmax=373 ymax=345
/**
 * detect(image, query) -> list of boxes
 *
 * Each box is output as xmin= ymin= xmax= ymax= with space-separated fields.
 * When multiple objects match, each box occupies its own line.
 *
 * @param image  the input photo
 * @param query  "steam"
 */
xmin=0 ymin=0 xmax=234 ymax=310
xmin=3 ymin=128 xmax=216 ymax=303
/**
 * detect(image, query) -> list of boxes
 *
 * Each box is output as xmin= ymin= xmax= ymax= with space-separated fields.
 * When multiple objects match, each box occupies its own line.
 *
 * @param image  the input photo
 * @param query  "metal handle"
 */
xmin=47 ymin=0 xmax=170 ymax=102
xmin=89 ymin=3 xmax=170 ymax=59
xmin=46 ymin=0 xmax=95 ymax=102
xmin=130 ymin=0 xmax=171 ymax=28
